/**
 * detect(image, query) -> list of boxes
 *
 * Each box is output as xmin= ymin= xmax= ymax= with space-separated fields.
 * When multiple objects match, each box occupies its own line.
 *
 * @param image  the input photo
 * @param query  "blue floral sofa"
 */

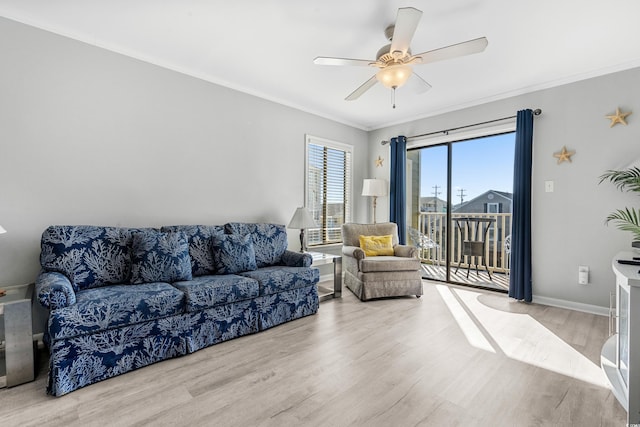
xmin=35 ymin=222 xmax=319 ymax=396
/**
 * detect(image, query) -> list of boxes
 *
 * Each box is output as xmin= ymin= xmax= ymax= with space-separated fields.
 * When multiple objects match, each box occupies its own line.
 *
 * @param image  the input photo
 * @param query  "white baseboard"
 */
xmin=533 ymin=295 xmax=609 ymax=317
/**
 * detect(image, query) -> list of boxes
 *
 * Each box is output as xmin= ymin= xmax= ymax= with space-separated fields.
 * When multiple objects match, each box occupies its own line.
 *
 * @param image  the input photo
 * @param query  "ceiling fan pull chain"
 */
xmin=392 ymin=86 xmax=396 ymax=109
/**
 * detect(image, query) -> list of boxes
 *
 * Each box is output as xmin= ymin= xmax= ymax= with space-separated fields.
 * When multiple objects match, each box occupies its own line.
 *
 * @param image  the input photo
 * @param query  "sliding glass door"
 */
xmin=408 ymin=132 xmax=515 ymax=291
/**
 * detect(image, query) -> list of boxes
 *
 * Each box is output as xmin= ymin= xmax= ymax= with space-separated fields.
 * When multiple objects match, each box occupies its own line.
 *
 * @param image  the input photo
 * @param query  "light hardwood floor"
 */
xmin=0 ymin=281 xmax=626 ymax=426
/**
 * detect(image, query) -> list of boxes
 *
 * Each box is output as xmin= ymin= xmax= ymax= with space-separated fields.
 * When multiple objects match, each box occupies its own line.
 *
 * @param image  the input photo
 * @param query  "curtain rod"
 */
xmin=380 ymin=108 xmax=542 ymax=145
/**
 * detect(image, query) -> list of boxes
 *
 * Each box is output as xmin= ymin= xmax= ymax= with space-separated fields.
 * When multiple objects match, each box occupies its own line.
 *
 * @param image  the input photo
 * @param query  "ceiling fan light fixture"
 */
xmin=376 ymin=63 xmax=412 ymax=89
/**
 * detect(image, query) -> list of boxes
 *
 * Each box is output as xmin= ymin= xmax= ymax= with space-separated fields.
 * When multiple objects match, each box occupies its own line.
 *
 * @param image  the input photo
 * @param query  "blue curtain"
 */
xmin=390 ymin=135 xmax=407 ymax=244
xmin=509 ymin=109 xmax=534 ymax=302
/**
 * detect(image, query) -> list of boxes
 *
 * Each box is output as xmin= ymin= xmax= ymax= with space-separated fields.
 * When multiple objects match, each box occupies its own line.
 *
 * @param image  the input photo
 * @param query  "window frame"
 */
xmin=304 ymin=134 xmax=354 ymax=247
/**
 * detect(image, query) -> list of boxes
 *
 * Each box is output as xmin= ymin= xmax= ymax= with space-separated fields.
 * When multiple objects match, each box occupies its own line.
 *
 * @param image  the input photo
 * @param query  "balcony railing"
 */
xmin=415 ymin=212 xmax=512 ymax=274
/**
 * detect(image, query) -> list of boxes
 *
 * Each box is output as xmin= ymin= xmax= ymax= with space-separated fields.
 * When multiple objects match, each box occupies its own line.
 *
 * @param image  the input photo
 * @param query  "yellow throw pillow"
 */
xmin=359 ymin=234 xmax=394 ymax=256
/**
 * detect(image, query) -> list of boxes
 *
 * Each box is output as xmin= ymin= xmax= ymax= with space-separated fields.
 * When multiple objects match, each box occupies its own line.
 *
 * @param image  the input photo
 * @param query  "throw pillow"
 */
xmin=130 ymin=230 xmax=193 ymax=284
xmin=359 ymin=234 xmax=394 ymax=257
xmin=211 ymin=233 xmax=258 ymax=274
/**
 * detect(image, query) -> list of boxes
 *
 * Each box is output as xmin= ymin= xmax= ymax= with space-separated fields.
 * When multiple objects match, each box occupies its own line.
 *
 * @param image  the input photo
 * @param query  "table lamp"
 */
xmin=287 ymin=207 xmax=317 ymax=252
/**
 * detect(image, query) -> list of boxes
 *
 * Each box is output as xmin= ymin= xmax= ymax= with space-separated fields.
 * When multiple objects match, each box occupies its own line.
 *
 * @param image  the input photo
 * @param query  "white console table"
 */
xmin=602 ymin=251 xmax=640 ymax=423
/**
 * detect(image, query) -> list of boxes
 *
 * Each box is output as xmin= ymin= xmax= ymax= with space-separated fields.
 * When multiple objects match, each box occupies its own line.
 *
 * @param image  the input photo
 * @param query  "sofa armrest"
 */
xmin=281 ymin=250 xmax=312 ymax=267
xmin=36 ymin=271 xmax=76 ymax=310
xmin=342 ymin=245 xmax=365 ymax=261
xmin=394 ymin=245 xmax=419 ymax=258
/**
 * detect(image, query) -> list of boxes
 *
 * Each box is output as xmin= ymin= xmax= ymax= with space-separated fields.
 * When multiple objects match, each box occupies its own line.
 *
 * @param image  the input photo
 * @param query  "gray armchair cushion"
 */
xmin=359 ymin=256 xmax=421 ymax=273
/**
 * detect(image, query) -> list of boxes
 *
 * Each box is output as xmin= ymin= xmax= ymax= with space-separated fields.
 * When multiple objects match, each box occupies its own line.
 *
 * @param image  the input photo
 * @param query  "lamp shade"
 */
xmin=362 ymin=179 xmax=387 ymax=197
xmin=0 ymin=225 xmax=6 ymax=234
xmin=287 ymin=207 xmax=317 ymax=229
xmin=376 ymin=64 xmax=412 ymax=89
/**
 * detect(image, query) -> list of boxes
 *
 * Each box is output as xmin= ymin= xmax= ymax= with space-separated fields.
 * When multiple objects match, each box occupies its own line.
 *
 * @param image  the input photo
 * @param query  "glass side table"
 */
xmin=0 ymin=283 xmax=34 ymax=388
xmin=307 ymin=252 xmax=342 ymax=302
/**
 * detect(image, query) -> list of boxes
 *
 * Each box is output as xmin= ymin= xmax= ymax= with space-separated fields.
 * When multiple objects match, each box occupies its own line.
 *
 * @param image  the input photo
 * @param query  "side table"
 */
xmin=307 ymin=252 xmax=342 ymax=302
xmin=0 ymin=283 xmax=34 ymax=388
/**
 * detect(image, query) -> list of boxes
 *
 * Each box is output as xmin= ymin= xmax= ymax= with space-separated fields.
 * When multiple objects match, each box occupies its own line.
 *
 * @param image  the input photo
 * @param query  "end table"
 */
xmin=307 ymin=252 xmax=342 ymax=301
xmin=0 ymin=283 xmax=34 ymax=388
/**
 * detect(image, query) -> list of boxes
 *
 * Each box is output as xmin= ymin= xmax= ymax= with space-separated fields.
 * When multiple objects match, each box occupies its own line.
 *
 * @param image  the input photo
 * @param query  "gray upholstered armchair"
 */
xmin=341 ymin=222 xmax=423 ymax=301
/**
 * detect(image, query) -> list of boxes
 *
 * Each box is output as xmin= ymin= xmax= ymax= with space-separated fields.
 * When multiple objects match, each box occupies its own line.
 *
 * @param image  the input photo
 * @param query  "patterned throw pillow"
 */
xmin=161 ymin=225 xmax=224 ymax=276
xmin=211 ymin=234 xmax=258 ymax=275
xmin=359 ymin=234 xmax=394 ymax=256
xmin=40 ymin=226 xmax=134 ymax=291
xmin=130 ymin=230 xmax=193 ymax=284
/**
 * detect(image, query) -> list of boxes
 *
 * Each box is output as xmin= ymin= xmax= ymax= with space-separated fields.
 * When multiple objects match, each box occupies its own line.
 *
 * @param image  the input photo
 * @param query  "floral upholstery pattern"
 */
xmin=240 ymin=266 xmax=320 ymax=296
xmin=185 ymin=300 xmax=259 ymax=352
xmin=36 ymin=271 xmax=76 ymax=310
xmin=47 ymin=319 xmax=187 ymax=396
xmin=225 ymin=223 xmax=288 ymax=268
xmin=130 ymin=230 xmax=192 ymax=284
xmin=37 ymin=223 xmax=320 ymax=396
xmin=48 ymin=283 xmax=184 ymax=340
xmin=281 ymin=250 xmax=313 ymax=267
xmin=40 ymin=226 xmax=147 ymax=291
xmin=172 ymin=275 xmax=259 ymax=312
xmin=211 ymin=233 xmax=258 ymax=274
xmin=161 ymin=225 xmax=224 ymax=276
xmin=255 ymin=285 xmax=319 ymax=330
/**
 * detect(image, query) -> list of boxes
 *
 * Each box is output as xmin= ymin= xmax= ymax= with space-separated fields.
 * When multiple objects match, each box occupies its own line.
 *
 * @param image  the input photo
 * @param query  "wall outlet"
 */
xmin=545 ymin=180 xmax=554 ymax=192
xmin=578 ymin=265 xmax=589 ymax=285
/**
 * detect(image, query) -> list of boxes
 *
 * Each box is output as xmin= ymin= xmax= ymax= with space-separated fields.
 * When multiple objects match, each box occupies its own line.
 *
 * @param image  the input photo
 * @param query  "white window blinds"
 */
xmin=305 ymin=136 xmax=353 ymax=246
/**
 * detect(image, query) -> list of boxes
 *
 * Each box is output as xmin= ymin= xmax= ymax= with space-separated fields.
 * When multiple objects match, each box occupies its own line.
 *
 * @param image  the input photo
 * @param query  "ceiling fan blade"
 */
xmin=407 ymin=73 xmax=432 ymax=94
xmin=414 ymin=37 xmax=488 ymax=65
xmin=390 ymin=7 xmax=423 ymax=56
xmin=345 ymin=75 xmax=378 ymax=101
xmin=313 ymin=57 xmax=374 ymax=67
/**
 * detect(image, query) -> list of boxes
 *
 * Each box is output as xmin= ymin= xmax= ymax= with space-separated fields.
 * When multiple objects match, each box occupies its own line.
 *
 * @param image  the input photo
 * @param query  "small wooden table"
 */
xmin=307 ymin=252 xmax=342 ymax=302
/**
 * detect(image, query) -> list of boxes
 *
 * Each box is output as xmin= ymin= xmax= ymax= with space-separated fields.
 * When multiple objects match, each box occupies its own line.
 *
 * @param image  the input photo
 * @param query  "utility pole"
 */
xmin=457 ymin=188 xmax=467 ymax=204
xmin=432 ymin=185 xmax=441 ymax=212
xmin=432 ymin=185 xmax=441 ymax=198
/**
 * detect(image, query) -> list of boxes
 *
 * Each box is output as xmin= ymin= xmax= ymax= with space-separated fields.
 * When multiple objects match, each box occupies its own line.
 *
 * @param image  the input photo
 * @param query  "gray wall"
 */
xmin=3 ymin=16 xmax=639 ymax=314
xmin=369 ymin=67 xmax=640 ymax=312
xmin=0 ymin=17 xmax=369 ymax=286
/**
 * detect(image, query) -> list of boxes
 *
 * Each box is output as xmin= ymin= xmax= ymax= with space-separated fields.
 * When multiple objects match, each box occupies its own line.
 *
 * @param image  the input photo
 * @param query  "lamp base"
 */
xmin=299 ymin=229 xmax=305 ymax=252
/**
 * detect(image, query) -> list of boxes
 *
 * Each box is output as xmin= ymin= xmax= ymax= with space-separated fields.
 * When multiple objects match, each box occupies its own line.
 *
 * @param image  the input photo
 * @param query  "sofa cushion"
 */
xmin=48 ymin=282 xmax=185 ymax=340
xmin=239 ymin=266 xmax=320 ymax=296
xmin=359 ymin=256 xmax=421 ymax=273
xmin=224 ymin=223 xmax=287 ymax=268
xmin=130 ymin=230 xmax=193 ymax=284
xmin=211 ymin=233 xmax=258 ymax=274
xmin=359 ymin=234 xmax=394 ymax=256
xmin=160 ymin=225 xmax=224 ymax=276
xmin=172 ymin=275 xmax=259 ymax=312
xmin=40 ymin=226 xmax=147 ymax=291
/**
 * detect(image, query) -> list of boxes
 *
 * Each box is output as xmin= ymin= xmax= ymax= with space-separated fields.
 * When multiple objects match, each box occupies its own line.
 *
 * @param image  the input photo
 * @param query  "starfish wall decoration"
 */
xmin=606 ymin=107 xmax=632 ymax=127
xmin=553 ymin=146 xmax=576 ymax=164
xmin=375 ymin=155 xmax=384 ymax=167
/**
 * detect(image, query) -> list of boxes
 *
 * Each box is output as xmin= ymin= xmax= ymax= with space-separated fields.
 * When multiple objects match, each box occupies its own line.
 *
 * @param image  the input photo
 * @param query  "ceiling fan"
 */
xmin=313 ymin=7 xmax=488 ymax=108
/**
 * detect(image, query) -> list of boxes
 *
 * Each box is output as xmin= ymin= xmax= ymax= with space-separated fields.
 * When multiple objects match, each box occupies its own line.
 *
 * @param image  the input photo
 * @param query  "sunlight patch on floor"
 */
xmin=436 ymin=284 xmax=609 ymax=388
xmin=436 ymin=285 xmax=496 ymax=353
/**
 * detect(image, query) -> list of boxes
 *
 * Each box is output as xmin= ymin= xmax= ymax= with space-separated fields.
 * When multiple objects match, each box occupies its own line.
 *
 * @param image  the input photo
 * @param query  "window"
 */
xmin=305 ymin=135 xmax=353 ymax=246
xmin=486 ymin=202 xmax=501 ymax=213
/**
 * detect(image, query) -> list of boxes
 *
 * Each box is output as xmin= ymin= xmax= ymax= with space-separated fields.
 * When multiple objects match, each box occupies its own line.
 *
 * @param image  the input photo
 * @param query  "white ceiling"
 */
xmin=2 ymin=1 xmax=640 ymax=131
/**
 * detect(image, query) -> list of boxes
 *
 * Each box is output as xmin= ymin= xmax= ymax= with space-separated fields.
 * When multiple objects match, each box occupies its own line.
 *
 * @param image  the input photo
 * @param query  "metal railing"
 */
xmin=416 ymin=212 xmax=512 ymax=273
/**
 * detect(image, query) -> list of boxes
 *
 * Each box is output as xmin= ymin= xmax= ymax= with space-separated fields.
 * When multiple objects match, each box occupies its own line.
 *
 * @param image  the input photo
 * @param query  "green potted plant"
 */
xmin=599 ymin=167 xmax=640 ymax=246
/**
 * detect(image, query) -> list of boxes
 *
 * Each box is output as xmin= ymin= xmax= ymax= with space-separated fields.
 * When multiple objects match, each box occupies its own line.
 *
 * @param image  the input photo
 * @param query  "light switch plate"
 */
xmin=545 ymin=180 xmax=554 ymax=192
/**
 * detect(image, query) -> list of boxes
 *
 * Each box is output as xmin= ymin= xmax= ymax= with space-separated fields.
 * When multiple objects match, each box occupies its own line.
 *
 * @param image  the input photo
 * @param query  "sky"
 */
xmin=417 ymin=132 xmax=515 ymax=203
